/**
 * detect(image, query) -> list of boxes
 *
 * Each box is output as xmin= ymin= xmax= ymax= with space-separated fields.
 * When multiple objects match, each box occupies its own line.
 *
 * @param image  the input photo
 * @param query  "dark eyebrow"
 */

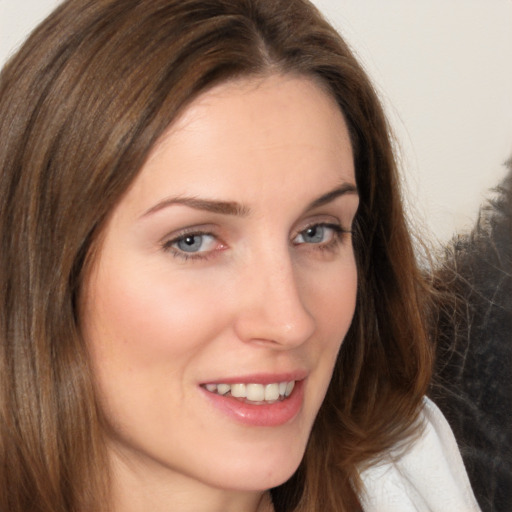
xmin=141 ymin=183 xmax=358 ymax=219
xmin=306 ymin=183 xmax=358 ymax=210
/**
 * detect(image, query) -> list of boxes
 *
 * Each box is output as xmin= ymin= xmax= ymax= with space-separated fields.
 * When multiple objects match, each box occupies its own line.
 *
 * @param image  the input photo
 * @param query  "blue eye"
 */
xmin=294 ymin=224 xmax=342 ymax=245
xmin=175 ymin=234 xmax=205 ymax=253
xmin=302 ymin=225 xmax=327 ymax=243
xmin=167 ymin=233 xmax=217 ymax=256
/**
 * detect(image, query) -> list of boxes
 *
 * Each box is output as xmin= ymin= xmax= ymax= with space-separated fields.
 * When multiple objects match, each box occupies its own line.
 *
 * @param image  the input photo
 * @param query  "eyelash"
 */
xmin=161 ymin=222 xmax=352 ymax=262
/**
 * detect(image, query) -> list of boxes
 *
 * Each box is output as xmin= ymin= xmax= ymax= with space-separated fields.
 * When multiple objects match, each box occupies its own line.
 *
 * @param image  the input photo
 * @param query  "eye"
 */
xmin=163 ymin=231 xmax=221 ymax=260
xmin=175 ymin=234 xmax=214 ymax=253
xmin=293 ymin=223 xmax=343 ymax=245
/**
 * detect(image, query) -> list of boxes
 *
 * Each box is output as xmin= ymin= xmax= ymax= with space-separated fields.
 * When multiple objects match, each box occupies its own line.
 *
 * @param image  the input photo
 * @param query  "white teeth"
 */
xmin=216 ymin=383 xmax=230 ymax=395
xmin=264 ymin=383 xmax=280 ymax=401
xmin=231 ymin=383 xmax=246 ymax=398
xmin=246 ymin=383 xmax=265 ymax=401
xmin=204 ymin=380 xmax=296 ymax=402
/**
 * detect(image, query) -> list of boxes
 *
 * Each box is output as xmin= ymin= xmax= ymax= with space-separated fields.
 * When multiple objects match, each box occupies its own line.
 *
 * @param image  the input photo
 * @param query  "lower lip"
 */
xmin=201 ymin=380 xmax=305 ymax=427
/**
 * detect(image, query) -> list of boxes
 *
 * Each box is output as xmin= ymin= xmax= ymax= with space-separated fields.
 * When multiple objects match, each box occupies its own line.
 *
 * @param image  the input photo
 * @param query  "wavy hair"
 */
xmin=0 ymin=1 xmax=432 ymax=510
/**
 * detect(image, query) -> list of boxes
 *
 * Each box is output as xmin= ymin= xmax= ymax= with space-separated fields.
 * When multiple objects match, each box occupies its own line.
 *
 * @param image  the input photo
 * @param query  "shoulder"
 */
xmin=357 ymin=397 xmax=481 ymax=512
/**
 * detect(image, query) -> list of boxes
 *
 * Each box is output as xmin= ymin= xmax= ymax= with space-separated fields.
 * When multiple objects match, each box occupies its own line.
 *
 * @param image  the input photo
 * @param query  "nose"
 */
xmin=232 ymin=249 xmax=316 ymax=349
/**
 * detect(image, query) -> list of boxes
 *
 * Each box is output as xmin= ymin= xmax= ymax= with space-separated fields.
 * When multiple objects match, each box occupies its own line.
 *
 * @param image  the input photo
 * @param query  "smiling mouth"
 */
xmin=202 ymin=381 xmax=295 ymax=404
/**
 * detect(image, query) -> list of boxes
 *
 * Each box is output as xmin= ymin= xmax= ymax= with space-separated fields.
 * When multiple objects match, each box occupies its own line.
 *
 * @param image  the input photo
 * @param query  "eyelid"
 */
xmin=160 ymin=223 xmax=218 ymax=244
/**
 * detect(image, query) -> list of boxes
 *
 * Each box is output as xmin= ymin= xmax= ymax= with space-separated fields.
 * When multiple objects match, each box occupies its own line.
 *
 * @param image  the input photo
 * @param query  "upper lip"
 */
xmin=200 ymin=370 xmax=308 ymax=385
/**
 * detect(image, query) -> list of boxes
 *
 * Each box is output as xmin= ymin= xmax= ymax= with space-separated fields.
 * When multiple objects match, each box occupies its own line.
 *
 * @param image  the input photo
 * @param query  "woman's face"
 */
xmin=81 ymin=75 xmax=359 ymax=499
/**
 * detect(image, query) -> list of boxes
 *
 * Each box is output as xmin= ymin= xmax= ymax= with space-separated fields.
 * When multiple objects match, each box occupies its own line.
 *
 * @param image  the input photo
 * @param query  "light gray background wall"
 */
xmin=1 ymin=0 xmax=511 ymax=246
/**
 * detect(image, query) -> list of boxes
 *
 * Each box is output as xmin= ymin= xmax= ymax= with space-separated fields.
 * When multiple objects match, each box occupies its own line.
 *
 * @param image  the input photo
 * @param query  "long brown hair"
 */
xmin=0 ymin=1 xmax=433 ymax=510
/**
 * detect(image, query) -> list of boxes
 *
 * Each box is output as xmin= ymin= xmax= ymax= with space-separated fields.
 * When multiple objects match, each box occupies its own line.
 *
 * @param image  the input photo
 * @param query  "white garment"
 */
xmin=358 ymin=397 xmax=481 ymax=512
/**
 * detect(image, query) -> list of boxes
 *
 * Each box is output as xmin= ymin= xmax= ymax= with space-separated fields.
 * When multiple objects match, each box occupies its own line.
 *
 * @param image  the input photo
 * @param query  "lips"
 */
xmin=200 ymin=375 xmax=305 ymax=427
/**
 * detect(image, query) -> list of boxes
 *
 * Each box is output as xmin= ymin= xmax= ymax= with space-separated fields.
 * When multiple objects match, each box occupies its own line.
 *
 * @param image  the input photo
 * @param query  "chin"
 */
xmin=201 ymin=434 xmax=308 ymax=492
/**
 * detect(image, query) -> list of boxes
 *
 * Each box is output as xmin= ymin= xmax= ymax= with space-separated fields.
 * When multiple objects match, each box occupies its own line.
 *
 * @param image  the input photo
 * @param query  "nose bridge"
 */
xmin=233 ymin=243 xmax=316 ymax=348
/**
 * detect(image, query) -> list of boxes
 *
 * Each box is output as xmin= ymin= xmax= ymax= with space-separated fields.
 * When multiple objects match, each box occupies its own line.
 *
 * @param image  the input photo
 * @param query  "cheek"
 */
xmin=81 ymin=258 xmax=226 ymax=383
xmin=80 ymin=260 xmax=233 ymax=454
xmin=307 ymin=257 xmax=358 ymax=339
xmin=301 ymin=257 xmax=358 ymax=402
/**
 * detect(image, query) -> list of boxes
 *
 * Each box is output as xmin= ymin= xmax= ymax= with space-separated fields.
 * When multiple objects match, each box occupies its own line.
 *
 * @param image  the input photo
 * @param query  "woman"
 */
xmin=0 ymin=0 xmax=480 ymax=510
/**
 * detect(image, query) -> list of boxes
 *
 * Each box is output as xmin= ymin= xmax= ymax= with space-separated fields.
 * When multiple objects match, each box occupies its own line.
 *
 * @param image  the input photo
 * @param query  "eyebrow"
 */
xmin=141 ymin=182 xmax=358 ymax=219
xmin=142 ymin=196 xmax=250 ymax=218
xmin=306 ymin=183 xmax=358 ymax=210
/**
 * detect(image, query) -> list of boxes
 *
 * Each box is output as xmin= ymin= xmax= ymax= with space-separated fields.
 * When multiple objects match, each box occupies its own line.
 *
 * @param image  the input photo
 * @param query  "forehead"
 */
xmin=124 ymin=74 xmax=355 ymax=214
xmin=153 ymin=74 xmax=350 ymax=159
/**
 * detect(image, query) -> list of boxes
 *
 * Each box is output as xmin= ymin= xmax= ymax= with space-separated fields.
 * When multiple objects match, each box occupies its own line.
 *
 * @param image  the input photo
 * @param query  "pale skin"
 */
xmin=80 ymin=74 xmax=359 ymax=512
